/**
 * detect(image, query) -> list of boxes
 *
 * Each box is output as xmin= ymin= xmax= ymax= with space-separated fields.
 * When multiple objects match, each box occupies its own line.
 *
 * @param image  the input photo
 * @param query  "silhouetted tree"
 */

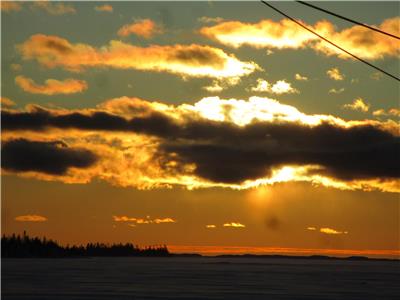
xmin=1 ymin=232 xmax=170 ymax=258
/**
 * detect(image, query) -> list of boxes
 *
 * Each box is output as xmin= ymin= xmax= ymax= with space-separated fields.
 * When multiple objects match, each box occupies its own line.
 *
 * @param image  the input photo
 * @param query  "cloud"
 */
xmin=10 ymin=63 xmax=22 ymax=72
xmin=18 ymin=34 xmax=258 ymax=80
xmin=95 ymin=4 xmax=113 ymax=13
xmin=342 ymin=98 xmax=370 ymax=112
xmin=198 ymin=16 xmax=225 ymax=24
xmin=250 ymin=79 xmax=298 ymax=94
xmin=327 ymin=68 xmax=344 ymax=81
xmin=370 ymin=72 xmax=383 ymax=81
xmin=203 ymin=80 xmax=224 ymax=93
xmin=388 ymin=109 xmax=400 ymax=117
xmin=307 ymin=226 xmax=348 ymax=234
xmin=206 ymin=224 xmax=216 ymax=228
xmin=2 ymin=96 xmax=399 ymax=192
xmin=200 ymin=17 xmax=400 ymax=60
xmin=328 ymin=88 xmax=345 ymax=94
xmin=113 ymin=216 xmax=137 ymax=222
xmin=223 ymin=222 xmax=245 ymax=228
xmin=1 ymin=1 xmax=22 ymax=12
xmin=113 ymin=216 xmax=176 ymax=224
xmin=1 ymin=139 xmax=98 ymax=175
xmin=118 ymin=19 xmax=162 ymax=39
xmin=153 ymin=218 xmax=175 ymax=224
xmin=200 ymin=19 xmax=316 ymax=49
xmin=373 ymin=108 xmax=400 ymax=118
xmin=320 ymin=227 xmax=348 ymax=235
xmin=295 ymin=73 xmax=308 ymax=81
xmin=31 ymin=1 xmax=76 ymax=15
xmin=15 ymin=76 xmax=88 ymax=95
xmin=15 ymin=215 xmax=47 ymax=222
xmin=1 ymin=97 xmax=16 ymax=107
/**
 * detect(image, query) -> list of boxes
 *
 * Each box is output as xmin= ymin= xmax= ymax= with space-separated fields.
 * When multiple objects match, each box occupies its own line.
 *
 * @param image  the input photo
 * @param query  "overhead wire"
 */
xmin=260 ymin=1 xmax=400 ymax=82
xmin=296 ymin=1 xmax=400 ymax=40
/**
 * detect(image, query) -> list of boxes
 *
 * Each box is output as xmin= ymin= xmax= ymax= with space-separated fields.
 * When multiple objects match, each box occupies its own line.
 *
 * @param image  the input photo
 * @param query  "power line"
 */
xmin=260 ymin=0 xmax=400 ymax=82
xmin=296 ymin=1 xmax=400 ymax=40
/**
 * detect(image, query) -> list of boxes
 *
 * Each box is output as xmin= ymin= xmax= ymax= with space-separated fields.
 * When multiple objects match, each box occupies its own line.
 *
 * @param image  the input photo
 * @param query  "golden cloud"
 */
xmin=118 ymin=19 xmax=162 ymax=39
xmin=1 ymin=1 xmax=22 ymax=12
xmin=18 ymin=34 xmax=258 ymax=79
xmin=328 ymin=88 xmax=345 ymax=94
xmin=223 ymin=222 xmax=246 ymax=228
xmin=327 ymin=67 xmax=344 ymax=81
xmin=31 ymin=1 xmax=75 ymax=15
xmin=2 ymin=96 xmax=399 ymax=192
xmin=342 ymin=98 xmax=370 ymax=113
xmin=200 ymin=17 xmax=400 ymax=60
xmin=373 ymin=108 xmax=400 ymax=118
xmin=206 ymin=224 xmax=217 ymax=228
xmin=113 ymin=216 xmax=176 ymax=224
xmin=1 ymin=97 xmax=16 ymax=108
xmin=320 ymin=227 xmax=348 ymax=235
xmin=250 ymin=79 xmax=299 ymax=94
xmin=95 ymin=4 xmax=113 ymax=13
xmin=15 ymin=76 xmax=88 ymax=95
xmin=15 ymin=215 xmax=47 ymax=222
xmin=295 ymin=73 xmax=308 ymax=81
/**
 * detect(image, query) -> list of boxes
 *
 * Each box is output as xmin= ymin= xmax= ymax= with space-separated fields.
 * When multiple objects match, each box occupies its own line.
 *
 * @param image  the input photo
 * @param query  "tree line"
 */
xmin=2 ymin=231 xmax=170 ymax=258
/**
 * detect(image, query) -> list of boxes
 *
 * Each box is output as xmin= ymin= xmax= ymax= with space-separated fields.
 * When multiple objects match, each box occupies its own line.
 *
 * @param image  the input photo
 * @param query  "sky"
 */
xmin=1 ymin=0 xmax=399 ymax=258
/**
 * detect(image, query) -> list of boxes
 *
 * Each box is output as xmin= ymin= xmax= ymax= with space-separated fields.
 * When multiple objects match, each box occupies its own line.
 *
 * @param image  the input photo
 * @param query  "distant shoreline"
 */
xmin=3 ymin=232 xmax=398 ymax=262
xmin=3 ymin=253 xmax=399 ymax=262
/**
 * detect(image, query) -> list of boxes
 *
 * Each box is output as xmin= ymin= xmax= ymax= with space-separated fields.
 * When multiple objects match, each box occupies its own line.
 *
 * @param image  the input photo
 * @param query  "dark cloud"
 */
xmin=2 ymin=108 xmax=399 ymax=183
xmin=160 ymin=122 xmax=399 ymax=183
xmin=1 ymin=108 xmax=178 ymax=136
xmin=1 ymin=139 xmax=98 ymax=175
xmin=45 ymin=40 xmax=72 ymax=54
xmin=170 ymin=47 xmax=225 ymax=68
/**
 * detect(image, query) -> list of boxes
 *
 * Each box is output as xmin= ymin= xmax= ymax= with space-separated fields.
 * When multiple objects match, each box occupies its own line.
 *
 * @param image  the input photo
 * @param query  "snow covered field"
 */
xmin=2 ymin=257 xmax=399 ymax=299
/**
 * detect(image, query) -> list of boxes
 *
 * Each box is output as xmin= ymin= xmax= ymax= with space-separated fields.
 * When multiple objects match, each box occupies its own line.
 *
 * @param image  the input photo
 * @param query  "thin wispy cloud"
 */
xmin=113 ymin=216 xmax=176 ymax=225
xmin=328 ymin=88 xmax=345 ymax=94
xmin=223 ymin=222 xmax=245 ymax=228
xmin=95 ymin=4 xmax=113 ymax=13
xmin=31 ymin=1 xmax=76 ymax=15
xmin=18 ymin=34 xmax=259 ymax=80
xmin=1 ymin=1 xmax=22 ymax=12
xmin=15 ymin=76 xmax=88 ymax=95
xmin=1 ymin=97 xmax=16 ymax=108
xmin=15 ymin=215 xmax=47 ymax=222
xmin=118 ymin=19 xmax=162 ymax=39
xmin=320 ymin=227 xmax=348 ymax=235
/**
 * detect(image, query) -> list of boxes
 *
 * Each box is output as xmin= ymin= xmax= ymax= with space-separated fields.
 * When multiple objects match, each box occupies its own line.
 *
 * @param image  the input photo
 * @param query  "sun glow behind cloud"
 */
xmin=2 ymin=94 xmax=399 ymax=193
xmin=200 ymin=17 xmax=400 ymax=60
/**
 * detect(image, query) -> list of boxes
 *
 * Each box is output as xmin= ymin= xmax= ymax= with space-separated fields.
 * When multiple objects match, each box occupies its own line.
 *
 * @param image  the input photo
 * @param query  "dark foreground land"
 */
xmin=2 ymin=256 xmax=400 ymax=300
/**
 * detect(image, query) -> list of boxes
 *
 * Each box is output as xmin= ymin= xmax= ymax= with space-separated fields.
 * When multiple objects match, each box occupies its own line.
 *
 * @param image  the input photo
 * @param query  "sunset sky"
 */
xmin=1 ymin=1 xmax=399 ymax=258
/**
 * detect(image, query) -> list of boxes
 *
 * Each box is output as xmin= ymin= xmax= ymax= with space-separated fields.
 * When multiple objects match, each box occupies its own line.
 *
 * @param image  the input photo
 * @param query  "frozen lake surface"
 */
xmin=2 ymin=257 xmax=399 ymax=299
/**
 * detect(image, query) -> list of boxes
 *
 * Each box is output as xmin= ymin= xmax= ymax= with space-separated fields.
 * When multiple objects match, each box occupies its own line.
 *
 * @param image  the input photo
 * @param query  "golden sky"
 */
xmin=1 ymin=1 xmax=399 ymax=258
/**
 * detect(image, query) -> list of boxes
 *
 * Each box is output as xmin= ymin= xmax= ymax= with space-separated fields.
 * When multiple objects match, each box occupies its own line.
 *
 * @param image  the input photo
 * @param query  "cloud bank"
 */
xmin=2 ymin=96 xmax=399 ymax=192
xmin=15 ymin=76 xmax=88 ymax=95
xmin=17 ymin=34 xmax=258 ymax=80
xmin=200 ymin=17 xmax=400 ymax=60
